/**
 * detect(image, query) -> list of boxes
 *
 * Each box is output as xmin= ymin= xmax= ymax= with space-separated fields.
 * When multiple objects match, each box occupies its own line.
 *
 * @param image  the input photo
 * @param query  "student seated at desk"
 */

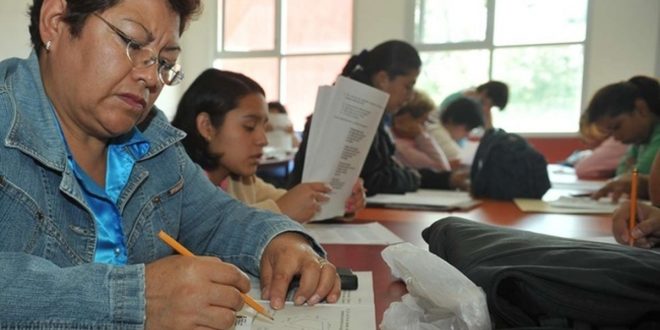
xmin=427 ymin=96 xmax=484 ymax=168
xmin=0 ymin=0 xmax=339 ymax=327
xmin=290 ymin=40 xmax=469 ymax=195
xmin=172 ymin=69 xmax=366 ymax=223
xmin=391 ymin=90 xmax=451 ymax=172
xmin=564 ymin=112 xmax=628 ymax=180
xmin=266 ymin=101 xmax=300 ymax=150
xmin=438 ymin=80 xmax=509 ymax=130
xmin=587 ymin=76 xmax=660 ymax=201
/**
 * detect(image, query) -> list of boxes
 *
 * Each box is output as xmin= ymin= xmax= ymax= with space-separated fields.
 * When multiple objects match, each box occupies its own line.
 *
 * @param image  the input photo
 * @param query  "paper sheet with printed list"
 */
xmin=302 ymin=76 xmax=389 ymax=221
xmin=231 ymin=271 xmax=376 ymax=330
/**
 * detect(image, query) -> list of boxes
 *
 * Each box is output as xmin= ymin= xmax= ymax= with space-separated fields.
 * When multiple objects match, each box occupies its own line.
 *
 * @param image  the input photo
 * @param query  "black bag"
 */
xmin=471 ymin=128 xmax=550 ymax=200
xmin=422 ymin=217 xmax=660 ymax=330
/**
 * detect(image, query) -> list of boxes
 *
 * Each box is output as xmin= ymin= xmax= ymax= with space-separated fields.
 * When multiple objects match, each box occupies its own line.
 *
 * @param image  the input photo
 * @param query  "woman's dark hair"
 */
xmin=29 ymin=0 xmax=202 ymax=55
xmin=171 ymin=68 xmax=265 ymax=170
xmin=476 ymin=80 xmax=509 ymax=110
xmin=340 ymin=40 xmax=421 ymax=86
xmin=440 ymin=97 xmax=484 ymax=131
xmin=395 ymin=90 xmax=434 ymax=119
xmin=267 ymin=101 xmax=288 ymax=114
xmin=586 ymin=75 xmax=660 ymax=123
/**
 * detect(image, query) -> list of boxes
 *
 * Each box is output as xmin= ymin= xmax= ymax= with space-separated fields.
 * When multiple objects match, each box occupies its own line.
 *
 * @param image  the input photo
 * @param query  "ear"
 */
xmin=372 ymin=71 xmax=390 ymax=90
xmin=39 ymin=0 xmax=68 ymax=51
xmin=195 ymin=112 xmax=215 ymax=142
xmin=634 ymin=98 xmax=651 ymax=117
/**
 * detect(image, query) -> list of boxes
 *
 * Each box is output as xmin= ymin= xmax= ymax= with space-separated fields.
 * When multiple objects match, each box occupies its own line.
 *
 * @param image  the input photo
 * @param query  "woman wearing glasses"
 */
xmin=0 ymin=0 xmax=339 ymax=328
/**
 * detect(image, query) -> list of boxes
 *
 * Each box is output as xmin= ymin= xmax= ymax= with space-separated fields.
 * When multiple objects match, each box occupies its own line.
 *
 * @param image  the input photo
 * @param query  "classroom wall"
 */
xmin=1 ymin=0 xmax=659 ymax=159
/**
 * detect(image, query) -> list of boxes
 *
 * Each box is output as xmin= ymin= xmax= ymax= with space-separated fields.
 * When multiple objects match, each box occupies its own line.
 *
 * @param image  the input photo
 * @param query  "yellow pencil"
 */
xmin=157 ymin=230 xmax=274 ymax=320
xmin=629 ymin=168 xmax=638 ymax=247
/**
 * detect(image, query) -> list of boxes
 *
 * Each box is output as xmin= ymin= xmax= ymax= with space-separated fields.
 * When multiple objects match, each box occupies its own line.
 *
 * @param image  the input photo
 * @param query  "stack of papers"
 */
xmin=366 ymin=189 xmax=481 ymax=211
xmin=302 ymin=76 xmax=389 ymax=221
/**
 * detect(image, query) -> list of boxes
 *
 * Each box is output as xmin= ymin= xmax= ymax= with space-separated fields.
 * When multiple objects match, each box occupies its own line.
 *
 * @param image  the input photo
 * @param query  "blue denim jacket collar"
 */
xmin=3 ymin=51 xmax=186 ymax=172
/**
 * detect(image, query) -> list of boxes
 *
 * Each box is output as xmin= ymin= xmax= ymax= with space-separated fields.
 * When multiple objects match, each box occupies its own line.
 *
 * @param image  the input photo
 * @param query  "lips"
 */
xmin=118 ymin=93 xmax=147 ymax=111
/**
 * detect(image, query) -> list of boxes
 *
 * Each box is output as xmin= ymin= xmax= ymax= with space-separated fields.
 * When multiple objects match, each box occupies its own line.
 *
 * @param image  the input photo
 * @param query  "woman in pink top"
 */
xmin=391 ymin=90 xmax=452 ymax=172
xmin=573 ymin=112 xmax=628 ymax=179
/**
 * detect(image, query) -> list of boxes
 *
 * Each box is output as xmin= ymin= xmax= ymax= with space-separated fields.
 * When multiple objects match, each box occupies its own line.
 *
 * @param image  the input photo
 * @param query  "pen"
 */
xmin=629 ymin=168 xmax=638 ymax=247
xmin=157 ymin=230 xmax=274 ymax=321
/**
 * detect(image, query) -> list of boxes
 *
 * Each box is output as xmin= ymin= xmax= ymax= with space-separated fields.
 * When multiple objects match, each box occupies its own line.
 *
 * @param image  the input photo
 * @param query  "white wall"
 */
xmin=0 ymin=0 xmax=32 ymax=60
xmin=2 ymin=0 xmax=658 ymax=119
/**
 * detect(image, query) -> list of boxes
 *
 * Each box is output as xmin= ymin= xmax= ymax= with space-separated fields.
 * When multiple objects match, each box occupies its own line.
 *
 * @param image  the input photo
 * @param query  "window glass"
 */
xmin=416 ymin=50 xmax=490 ymax=109
xmin=414 ymin=0 xmax=588 ymax=133
xmin=213 ymin=57 xmax=280 ymax=101
xmin=414 ymin=0 xmax=487 ymax=44
xmin=494 ymin=0 xmax=587 ymax=46
xmin=221 ymin=0 xmax=275 ymax=52
xmin=281 ymin=55 xmax=349 ymax=130
xmin=283 ymin=0 xmax=352 ymax=54
xmin=491 ymin=45 xmax=584 ymax=133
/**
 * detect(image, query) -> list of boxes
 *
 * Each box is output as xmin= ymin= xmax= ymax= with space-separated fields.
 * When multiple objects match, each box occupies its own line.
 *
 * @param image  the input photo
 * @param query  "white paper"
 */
xmin=234 ymin=272 xmax=376 ymax=330
xmin=303 ymin=222 xmax=404 ymax=245
xmin=366 ymin=189 xmax=480 ymax=211
xmin=514 ymin=197 xmax=619 ymax=214
xmin=302 ymin=76 xmax=389 ymax=221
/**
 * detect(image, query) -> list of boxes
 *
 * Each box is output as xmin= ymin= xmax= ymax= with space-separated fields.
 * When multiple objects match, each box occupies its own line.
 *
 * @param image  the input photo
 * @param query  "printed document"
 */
xmin=233 ymin=272 xmax=376 ymax=330
xmin=303 ymin=76 xmax=389 ymax=220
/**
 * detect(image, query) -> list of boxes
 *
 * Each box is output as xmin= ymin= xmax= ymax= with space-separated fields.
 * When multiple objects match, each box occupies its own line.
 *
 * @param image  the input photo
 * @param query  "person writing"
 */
xmin=427 ymin=96 xmax=484 ymax=168
xmin=611 ymin=152 xmax=660 ymax=248
xmin=0 ymin=0 xmax=339 ymax=328
xmin=587 ymin=76 xmax=660 ymax=201
xmin=171 ymin=69 xmax=366 ymax=223
xmin=391 ymin=90 xmax=452 ymax=172
xmin=565 ymin=112 xmax=628 ymax=180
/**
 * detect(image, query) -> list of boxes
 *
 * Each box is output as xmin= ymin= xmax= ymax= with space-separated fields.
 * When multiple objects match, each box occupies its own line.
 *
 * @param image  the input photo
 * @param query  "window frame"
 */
xmin=214 ymin=0 xmax=356 ymax=118
xmin=405 ymin=0 xmax=592 ymax=137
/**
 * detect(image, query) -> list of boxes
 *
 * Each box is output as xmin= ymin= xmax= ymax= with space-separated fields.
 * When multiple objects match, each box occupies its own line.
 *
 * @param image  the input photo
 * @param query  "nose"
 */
xmin=133 ymin=65 xmax=160 ymax=92
xmin=256 ymin=127 xmax=268 ymax=146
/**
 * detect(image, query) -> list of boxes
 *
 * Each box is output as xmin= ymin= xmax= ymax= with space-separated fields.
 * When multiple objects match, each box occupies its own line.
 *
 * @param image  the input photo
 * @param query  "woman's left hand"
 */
xmin=345 ymin=178 xmax=366 ymax=213
xmin=260 ymin=232 xmax=341 ymax=309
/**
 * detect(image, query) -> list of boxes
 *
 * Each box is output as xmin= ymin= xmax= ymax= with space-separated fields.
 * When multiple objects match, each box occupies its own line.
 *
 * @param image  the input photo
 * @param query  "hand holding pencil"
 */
xmin=142 ymin=232 xmax=258 ymax=330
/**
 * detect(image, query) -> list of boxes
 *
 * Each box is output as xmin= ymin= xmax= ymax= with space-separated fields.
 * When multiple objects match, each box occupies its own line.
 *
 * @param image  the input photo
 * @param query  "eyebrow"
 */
xmin=122 ymin=18 xmax=182 ymax=53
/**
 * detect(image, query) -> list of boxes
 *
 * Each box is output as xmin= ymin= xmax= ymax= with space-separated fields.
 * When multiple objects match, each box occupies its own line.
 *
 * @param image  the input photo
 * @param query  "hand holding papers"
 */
xmin=303 ymin=76 xmax=389 ymax=221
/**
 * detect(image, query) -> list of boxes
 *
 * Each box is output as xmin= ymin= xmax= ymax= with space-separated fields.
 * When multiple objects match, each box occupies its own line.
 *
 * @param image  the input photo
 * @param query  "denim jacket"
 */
xmin=0 ymin=52 xmax=320 ymax=328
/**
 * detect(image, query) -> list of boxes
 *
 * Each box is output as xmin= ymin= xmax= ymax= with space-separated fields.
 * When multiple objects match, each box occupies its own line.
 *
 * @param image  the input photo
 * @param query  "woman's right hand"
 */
xmin=612 ymin=201 xmax=660 ymax=248
xmin=591 ymin=174 xmax=649 ymax=202
xmin=145 ymin=255 xmax=251 ymax=330
xmin=276 ymin=182 xmax=331 ymax=223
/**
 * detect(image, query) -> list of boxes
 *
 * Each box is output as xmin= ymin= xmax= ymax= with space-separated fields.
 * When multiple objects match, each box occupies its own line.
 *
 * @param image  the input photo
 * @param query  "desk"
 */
xmin=323 ymin=193 xmax=613 ymax=327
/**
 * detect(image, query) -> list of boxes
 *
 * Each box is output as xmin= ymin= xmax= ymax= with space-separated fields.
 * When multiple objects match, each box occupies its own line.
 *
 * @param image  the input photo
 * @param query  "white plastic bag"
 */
xmin=380 ymin=243 xmax=491 ymax=330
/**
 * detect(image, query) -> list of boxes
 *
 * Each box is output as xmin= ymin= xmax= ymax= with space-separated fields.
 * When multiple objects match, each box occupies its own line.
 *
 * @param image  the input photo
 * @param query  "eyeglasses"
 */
xmin=93 ymin=13 xmax=184 ymax=86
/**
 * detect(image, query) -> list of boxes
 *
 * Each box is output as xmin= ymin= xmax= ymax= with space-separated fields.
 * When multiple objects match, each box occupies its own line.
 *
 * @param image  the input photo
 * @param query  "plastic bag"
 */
xmin=380 ymin=243 xmax=491 ymax=330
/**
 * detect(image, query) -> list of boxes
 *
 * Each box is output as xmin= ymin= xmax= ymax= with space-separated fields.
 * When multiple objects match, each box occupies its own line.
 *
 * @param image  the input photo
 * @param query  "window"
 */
xmin=214 ymin=0 xmax=353 ymax=130
xmin=413 ymin=0 xmax=589 ymax=133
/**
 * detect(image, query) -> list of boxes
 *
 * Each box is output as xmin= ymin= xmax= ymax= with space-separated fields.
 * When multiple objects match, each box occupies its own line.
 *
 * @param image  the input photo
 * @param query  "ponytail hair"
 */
xmin=586 ymin=75 xmax=660 ymax=122
xmin=341 ymin=40 xmax=421 ymax=86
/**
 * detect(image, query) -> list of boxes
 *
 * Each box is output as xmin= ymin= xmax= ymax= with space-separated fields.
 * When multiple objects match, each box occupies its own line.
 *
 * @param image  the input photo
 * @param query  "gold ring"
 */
xmin=317 ymin=258 xmax=329 ymax=269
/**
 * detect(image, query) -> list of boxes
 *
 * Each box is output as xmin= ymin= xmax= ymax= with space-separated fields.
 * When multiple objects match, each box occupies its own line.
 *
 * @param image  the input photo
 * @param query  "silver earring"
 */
xmin=45 ymin=41 xmax=52 ymax=51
